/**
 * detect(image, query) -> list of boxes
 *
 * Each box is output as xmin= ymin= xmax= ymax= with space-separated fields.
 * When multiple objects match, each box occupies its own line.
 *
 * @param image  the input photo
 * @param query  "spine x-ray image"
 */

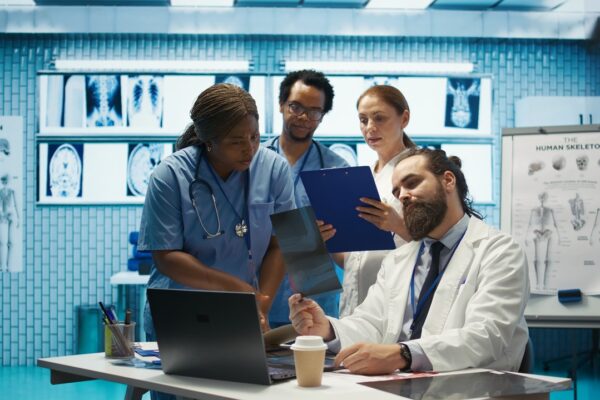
xmin=445 ymin=78 xmax=480 ymax=129
xmin=127 ymin=143 xmax=164 ymax=197
xmin=47 ymin=143 xmax=84 ymax=198
xmin=127 ymin=75 xmax=164 ymax=128
xmin=215 ymin=75 xmax=250 ymax=91
xmin=86 ymin=75 xmax=123 ymax=127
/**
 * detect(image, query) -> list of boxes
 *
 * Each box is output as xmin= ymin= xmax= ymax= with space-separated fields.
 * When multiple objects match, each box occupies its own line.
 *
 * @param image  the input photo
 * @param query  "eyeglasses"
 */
xmin=287 ymin=101 xmax=324 ymax=121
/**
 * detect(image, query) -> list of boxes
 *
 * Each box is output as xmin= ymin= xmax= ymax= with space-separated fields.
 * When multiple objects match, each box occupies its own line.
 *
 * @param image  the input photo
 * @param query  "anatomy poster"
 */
xmin=509 ymin=132 xmax=600 ymax=294
xmin=0 ymin=117 xmax=24 ymax=273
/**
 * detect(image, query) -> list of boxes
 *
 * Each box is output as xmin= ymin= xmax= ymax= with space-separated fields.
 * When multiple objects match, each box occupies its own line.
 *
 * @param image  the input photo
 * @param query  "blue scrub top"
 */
xmin=263 ymin=137 xmax=348 ymax=325
xmin=140 ymin=145 xmax=295 ymax=336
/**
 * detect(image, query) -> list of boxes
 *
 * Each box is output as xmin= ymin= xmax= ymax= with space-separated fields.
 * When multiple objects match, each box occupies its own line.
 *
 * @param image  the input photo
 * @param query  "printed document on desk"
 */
xmin=300 ymin=166 xmax=395 ymax=253
xmin=270 ymin=206 xmax=342 ymax=297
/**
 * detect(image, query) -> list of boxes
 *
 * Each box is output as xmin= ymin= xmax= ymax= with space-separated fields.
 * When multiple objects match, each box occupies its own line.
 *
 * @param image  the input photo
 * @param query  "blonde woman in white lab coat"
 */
xmin=320 ymin=85 xmax=416 ymax=317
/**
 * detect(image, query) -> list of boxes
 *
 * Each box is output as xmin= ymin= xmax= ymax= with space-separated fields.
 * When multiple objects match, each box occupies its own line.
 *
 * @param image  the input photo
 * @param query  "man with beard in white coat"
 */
xmin=289 ymin=147 xmax=529 ymax=374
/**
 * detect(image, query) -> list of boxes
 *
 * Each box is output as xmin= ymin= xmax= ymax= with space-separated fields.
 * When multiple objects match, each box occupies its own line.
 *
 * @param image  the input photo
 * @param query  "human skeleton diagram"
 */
xmin=86 ymin=75 xmax=122 ymax=127
xmin=0 ymin=174 xmax=19 ymax=272
xmin=526 ymin=192 xmax=561 ymax=290
xmin=127 ymin=75 xmax=163 ymax=128
xmin=447 ymin=79 xmax=479 ymax=128
xmin=568 ymin=193 xmax=585 ymax=231
xmin=49 ymin=144 xmax=82 ymax=198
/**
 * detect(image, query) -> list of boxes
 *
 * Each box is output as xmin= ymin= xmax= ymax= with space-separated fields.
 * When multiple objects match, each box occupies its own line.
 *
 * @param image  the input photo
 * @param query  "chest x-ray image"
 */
xmin=215 ymin=74 xmax=250 ymax=91
xmin=47 ymin=143 xmax=84 ymax=198
xmin=86 ymin=75 xmax=123 ymax=127
xmin=445 ymin=78 xmax=480 ymax=129
xmin=127 ymin=75 xmax=164 ymax=128
xmin=127 ymin=143 xmax=164 ymax=197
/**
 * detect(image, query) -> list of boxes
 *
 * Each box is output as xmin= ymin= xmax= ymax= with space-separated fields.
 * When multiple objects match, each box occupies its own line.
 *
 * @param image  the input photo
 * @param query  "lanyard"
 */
xmin=409 ymin=232 xmax=466 ymax=323
xmin=273 ymin=137 xmax=315 ymax=188
xmin=205 ymin=157 xmax=257 ymax=288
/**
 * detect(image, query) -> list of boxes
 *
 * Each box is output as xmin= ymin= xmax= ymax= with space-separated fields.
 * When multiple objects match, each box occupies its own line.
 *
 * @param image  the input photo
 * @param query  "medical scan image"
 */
xmin=85 ymin=75 xmax=123 ymax=127
xmin=215 ymin=74 xmax=250 ymax=91
xmin=127 ymin=143 xmax=164 ymax=196
xmin=445 ymin=78 xmax=480 ymax=129
xmin=127 ymin=75 xmax=164 ymax=128
xmin=551 ymin=155 xmax=566 ymax=171
xmin=48 ymin=143 xmax=83 ymax=198
xmin=575 ymin=154 xmax=589 ymax=171
xmin=528 ymin=161 xmax=544 ymax=175
xmin=569 ymin=193 xmax=586 ymax=231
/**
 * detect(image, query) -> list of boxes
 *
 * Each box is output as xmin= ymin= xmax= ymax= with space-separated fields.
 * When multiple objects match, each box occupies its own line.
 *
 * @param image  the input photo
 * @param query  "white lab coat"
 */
xmin=339 ymin=154 xmax=407 ymax=318
xmin=329 ymin=217 xmax=530 ymax=372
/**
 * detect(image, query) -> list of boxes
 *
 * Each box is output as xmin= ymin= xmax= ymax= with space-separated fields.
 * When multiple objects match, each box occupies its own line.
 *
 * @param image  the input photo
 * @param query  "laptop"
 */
xmin=147 ymin=288 xmax=335 ymax=385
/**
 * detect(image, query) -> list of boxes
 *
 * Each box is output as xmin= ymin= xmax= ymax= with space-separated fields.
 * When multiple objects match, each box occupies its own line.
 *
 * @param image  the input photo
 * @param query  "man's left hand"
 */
xmin=334 ymin=343 xmax=407 ymax=375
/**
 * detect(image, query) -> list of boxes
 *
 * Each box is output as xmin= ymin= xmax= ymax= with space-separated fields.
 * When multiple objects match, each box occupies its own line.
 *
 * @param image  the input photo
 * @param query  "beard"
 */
xmin=403 ymin=183 xmax=447 ymax=241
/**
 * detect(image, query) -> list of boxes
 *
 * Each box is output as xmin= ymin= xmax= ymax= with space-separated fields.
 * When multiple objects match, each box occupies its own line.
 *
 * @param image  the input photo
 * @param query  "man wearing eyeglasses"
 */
xmin=265 ymin=70 xmax=349 ymax=327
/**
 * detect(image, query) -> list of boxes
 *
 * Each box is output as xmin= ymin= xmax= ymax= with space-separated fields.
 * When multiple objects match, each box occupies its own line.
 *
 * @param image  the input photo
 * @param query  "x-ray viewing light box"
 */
xmin=282 ymin=61 xmax=475 ymax=75
xmin=52 ymin=59 xmax=252 ymax=73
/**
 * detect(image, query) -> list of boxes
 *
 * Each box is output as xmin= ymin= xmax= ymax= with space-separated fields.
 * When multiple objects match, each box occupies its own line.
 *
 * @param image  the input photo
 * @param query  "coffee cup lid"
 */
xmin=290 ymin=335 xmax=327 ymax=351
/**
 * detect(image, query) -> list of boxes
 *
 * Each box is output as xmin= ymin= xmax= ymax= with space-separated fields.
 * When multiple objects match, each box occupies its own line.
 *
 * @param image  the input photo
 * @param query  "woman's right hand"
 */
xmin=316 ymin=219 xmax=336 ymax=242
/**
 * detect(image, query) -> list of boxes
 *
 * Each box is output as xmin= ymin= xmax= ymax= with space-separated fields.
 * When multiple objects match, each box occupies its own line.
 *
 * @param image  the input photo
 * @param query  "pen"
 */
xmin=98 ymin=301 xmax=116 ymax=324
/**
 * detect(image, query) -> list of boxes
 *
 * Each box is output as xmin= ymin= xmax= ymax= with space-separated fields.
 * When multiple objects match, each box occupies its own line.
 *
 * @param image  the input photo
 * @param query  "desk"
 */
xmin=38 ymin=353 xmax=570 ymax=400
xmin=110 ymin=272 xmax=150 ymax=340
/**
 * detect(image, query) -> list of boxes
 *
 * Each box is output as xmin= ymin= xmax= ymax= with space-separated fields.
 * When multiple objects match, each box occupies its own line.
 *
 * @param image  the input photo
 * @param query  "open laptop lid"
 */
xmin=147 ymin=288 xmax=272 ymax=385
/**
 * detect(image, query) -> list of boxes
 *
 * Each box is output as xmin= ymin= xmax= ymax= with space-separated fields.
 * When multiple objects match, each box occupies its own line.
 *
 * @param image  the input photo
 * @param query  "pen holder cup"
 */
xmin=104 ymin=323 xmax=135 ymax=359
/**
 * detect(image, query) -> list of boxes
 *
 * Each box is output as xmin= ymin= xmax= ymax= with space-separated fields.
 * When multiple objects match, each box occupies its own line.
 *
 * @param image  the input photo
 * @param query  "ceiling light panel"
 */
xmin=365 ymin=0 xmax=433 ymax=9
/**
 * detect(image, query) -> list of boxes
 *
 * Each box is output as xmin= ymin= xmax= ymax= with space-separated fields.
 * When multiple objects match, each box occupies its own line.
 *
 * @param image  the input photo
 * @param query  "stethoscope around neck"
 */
xmin=266 ymin=136 xmax=325 ymax=169
xmin=188 ymin=146 xmax=249 ymax=240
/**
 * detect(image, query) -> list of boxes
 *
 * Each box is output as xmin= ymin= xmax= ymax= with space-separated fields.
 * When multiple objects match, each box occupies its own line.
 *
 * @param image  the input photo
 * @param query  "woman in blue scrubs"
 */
xmin=139 ymin=83 xmax=295 ymax=342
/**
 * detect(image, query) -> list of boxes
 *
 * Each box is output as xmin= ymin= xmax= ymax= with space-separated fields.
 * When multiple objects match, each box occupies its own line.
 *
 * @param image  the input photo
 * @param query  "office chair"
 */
xmin=519 ymin=337 xmax=535 ymax=373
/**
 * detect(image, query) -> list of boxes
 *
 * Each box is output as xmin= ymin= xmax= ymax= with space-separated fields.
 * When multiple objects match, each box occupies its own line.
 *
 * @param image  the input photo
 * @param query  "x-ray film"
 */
xmin=127 ymin=75 xmax=164 ymax=128
xmin=445 ymin=78 xmax=480 ymax=129
xmin=85 ymin=75 xmax=124 ymax=128
xmin=127 ymin=143 xmax=165 ymax=197
xmin=270 ymin=206 xmax=341 ymax=297
xmin=46 ymin=143 xmax=84 ymax=198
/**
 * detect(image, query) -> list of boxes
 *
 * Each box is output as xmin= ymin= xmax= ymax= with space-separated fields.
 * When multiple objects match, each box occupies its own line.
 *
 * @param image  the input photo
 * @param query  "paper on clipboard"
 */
xmin=270 ymin=206 xmax=342 ymax=297
xmin=300 ymin=166 xmax=395 ymax=253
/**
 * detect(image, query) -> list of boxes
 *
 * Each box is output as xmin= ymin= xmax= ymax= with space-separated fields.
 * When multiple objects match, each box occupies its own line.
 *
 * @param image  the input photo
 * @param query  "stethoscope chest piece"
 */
xmin=235 ymin=220 xmax=248 ymax=238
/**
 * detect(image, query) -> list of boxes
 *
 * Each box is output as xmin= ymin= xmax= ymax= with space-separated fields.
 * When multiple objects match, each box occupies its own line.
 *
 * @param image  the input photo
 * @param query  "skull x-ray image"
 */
xmin=86 ymin=75 xmax=123 ymax=127
xmin=47 ymin=143 xmax=84 ymax=198
xmin=127 ymin=143 xmax=164 ymax=197
xmin=445 ymin=78 xmax=480 ymax=129
xmin=215 ymin=75 xmax=250 ymax=91
xmin=127 ymin=75 xmax=164 ymax=128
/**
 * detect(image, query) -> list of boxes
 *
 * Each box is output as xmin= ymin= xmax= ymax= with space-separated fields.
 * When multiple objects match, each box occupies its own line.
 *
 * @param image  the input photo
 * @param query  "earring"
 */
xmin=206 ymin=143 xmax=212 ymax=152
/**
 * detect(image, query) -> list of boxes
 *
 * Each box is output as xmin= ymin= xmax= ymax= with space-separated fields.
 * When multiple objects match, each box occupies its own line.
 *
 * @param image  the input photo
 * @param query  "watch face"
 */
xmin=127 ymin=143 xmax=164 ymax=196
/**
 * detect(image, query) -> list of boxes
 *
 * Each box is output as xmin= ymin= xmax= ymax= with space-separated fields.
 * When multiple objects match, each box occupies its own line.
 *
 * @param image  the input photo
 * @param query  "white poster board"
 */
xmin=0 ymin=117 xmax=24 ymax=273
xmin=502 ymin=125 xmax=600 ymax=324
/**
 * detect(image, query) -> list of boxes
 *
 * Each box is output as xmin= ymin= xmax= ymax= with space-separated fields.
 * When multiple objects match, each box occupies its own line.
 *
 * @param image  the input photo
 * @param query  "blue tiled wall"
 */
xmin=0 ymin=34 xmax=599 ymax=366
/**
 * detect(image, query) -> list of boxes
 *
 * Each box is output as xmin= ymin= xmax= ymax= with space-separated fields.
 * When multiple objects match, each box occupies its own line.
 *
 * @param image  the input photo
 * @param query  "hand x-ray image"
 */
xmin=445 ymin=78 xmax=480 ymax=129
xmin=46 ymin=143 xmax=84 ymax=198
xmin=86 ymin=75 xmax=123 ymax=127
xmin=127 ymin=143 xmax=164 ymax=197
xmin=215 ymin=74 xmax=250 ymax=91
xmin=127 ymin=75 xmax=164 ymax=128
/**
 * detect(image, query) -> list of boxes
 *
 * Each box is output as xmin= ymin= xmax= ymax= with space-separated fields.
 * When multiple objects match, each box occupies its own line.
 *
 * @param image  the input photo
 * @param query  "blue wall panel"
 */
xmin=0 ymin=33 xmax=599 ymax=365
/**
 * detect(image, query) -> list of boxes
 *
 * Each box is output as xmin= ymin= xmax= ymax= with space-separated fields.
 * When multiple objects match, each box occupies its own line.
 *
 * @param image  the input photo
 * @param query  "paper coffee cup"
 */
xmin=291 ymin=336 xmax=327 ymax=387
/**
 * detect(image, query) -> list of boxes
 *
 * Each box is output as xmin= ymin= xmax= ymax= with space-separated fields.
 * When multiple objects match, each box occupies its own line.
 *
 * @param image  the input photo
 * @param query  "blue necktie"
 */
xmin=410 ymin=241 xmax=445 ymax=340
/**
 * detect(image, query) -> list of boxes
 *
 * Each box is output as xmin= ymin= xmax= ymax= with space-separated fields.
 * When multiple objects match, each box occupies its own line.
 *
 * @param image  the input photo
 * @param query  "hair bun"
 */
xmin=448 ymin=155 xmax=462 ymax=169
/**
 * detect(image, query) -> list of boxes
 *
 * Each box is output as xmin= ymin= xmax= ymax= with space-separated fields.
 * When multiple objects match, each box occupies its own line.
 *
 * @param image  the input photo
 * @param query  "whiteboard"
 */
xmin=501 ymin=124 xmax=600 ymax=326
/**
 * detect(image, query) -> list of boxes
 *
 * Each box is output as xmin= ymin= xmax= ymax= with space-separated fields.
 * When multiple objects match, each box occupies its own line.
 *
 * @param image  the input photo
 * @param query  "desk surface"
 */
xmin=37 ymin=353 xmax=570 ymax=400
xmin=110 ymin=271 xmax=150 ymax=286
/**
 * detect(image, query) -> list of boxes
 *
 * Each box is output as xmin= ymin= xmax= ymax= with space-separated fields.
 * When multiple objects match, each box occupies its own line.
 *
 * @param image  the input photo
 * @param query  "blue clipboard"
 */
xmin=300 ymin=166 xmax=396 ymax=253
